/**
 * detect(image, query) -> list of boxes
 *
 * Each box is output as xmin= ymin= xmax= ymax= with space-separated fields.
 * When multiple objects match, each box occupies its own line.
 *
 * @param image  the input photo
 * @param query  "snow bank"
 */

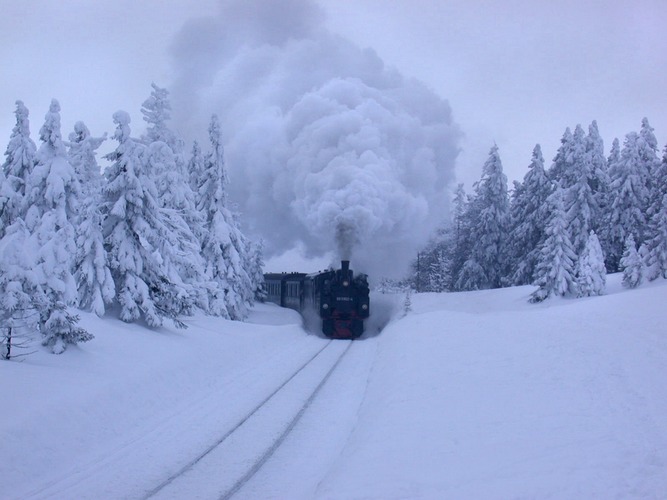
xmin=316 ymin=275 xmax=667 ymax=498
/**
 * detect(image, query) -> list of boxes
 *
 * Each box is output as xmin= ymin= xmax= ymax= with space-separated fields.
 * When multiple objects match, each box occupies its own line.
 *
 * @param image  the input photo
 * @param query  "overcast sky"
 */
xmin=1 ymin=0 xmax=665 ymax=190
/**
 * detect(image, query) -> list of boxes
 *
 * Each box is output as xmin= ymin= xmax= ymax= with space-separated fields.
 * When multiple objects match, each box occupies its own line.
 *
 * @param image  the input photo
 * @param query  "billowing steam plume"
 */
xmin=169 ymin=0 xmax=461 ymax=278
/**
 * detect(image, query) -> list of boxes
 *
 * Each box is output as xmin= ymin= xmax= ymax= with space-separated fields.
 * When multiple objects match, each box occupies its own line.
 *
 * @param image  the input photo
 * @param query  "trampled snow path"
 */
xmin=233 ymin=336 xmax=379 ymax=499
xmin=8 ymin=306 xmax=338 ymax=500
xmin=148 ymin=339 xmax=353 ymax=499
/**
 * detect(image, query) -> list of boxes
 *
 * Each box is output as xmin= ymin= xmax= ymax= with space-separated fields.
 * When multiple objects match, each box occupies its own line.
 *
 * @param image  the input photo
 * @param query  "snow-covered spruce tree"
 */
xmin=102 ymin=111 xmax=192 ymax=327
xmin=141 ymin=83 xmax=182 ymax=149
xmin=75 ymin=197 xmax=114 ymax=316
xmin=411 ymin=239 xmax=442 ymax=292
xmin=598 ymin=137 xmax=622 ymax=269
xmin=187 ymin=140 xmax=206 ymax=194
xmin=198 ymin=115 xmax=253 ymax=319
xmin=644 ymin=193 xmax=667 ymax=281
xmin=563 ymin=124 xmax=599 ymax=256
xmin=247 ymin=239 xmax=267 ymax=301
xmin=576 ymin=230 xmax=606 ymax=297
xmin=530 ymin=187 xmax=578 ymax=303
xmin=646 ymin=143 xmax=667 ymax=231
xmin=620 ymin=234 xmax=643 ymax=289
xmin=0 ymin=220 xmax=47 ymax=359
xmin=25 ymin=99 xmax=90 ymax=353
xmin=67 ymin=121 xmax=106 ymax=197
xmin=586 ymin=121 xmax=610 ymax=235
xmin=0 ymin=169 xmax=12 ymax=239
xmin=140 ymin=84 xmax=207 ymax=309
xmin=140 ymin=84 xmax=194 ymax=212
xmin=638 ymin=117 xmax=660 ymax=199
xmin=508 ymin=144 xmax=552 ymax=285
xmin=605 ymin=132 xmax=648 ymax=271
xmin=413 ymin=186 xmax=462 ymax=293
xmin=548 ymin=127 xmax=575 ymax=186
xmin=145 ymin=141 xmax=207 ymax=311
xmin=68 ymin=121 xmax=114 ymax=316
xmin=428 ymin=249 xmax=451 ymax=293
xmin=1 ymin=101 xmax=37 ymax=233
xmin=447 ymin=184 xmax=471 ymax=290
xmin=458 ymin=145 xmax=510 ymax=290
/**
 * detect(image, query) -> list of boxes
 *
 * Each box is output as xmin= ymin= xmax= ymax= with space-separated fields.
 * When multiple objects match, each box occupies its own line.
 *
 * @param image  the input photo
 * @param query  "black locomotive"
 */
xmin=264 ymin=260 xmax=370 ymax=339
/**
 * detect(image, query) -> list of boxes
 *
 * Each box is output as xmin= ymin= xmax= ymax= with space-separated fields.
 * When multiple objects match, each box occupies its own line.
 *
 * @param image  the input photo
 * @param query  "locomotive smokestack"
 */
xmin=341 ymin=260 xmax=350 ymax=273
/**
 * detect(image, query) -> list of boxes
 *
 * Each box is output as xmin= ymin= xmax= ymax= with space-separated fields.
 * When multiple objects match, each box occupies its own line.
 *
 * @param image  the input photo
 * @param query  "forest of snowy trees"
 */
xmin=2 ymin=82 xmax=666 ymax=356
xmin=412 ymin=119 xmax=667 ymax=302
xmin=0 ymin=84 xmax=264 ymax=357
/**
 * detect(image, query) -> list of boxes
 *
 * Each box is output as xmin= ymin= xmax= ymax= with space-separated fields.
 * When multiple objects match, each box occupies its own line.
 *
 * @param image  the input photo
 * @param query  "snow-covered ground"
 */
xmin=2 ymin=274 xmax=666 ymax=499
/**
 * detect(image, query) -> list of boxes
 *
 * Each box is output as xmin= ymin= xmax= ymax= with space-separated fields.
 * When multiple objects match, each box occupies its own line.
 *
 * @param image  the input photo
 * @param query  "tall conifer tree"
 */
xmin=68 ymin=121 xmax=114 ymax=316
xmin=606 ymin=132 xmax=648 ymax=271
xmin=531 ymin=187 xmax=578 ymax=302
xmin=457 ymin=145 xmax=510 ymax=289
xmin=1 ymin=101 xmax=37 ymax=233
xmin=508 ymin=144 xmax=552 ymax=285
xmin=198 ymin=115 xmax=253 ymax=319
xmin=26 ymin=99 xmax=89 ymax=353
xmin=102 ymin=111 xmax=192 ymax=327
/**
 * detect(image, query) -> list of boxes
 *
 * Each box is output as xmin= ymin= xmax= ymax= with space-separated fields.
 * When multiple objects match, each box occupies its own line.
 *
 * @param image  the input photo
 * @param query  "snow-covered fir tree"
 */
xmin=198 ymin=115 xmax=254 ymax=319
xmin=446 ymin=184 xmax=470 ymax=290
xmin=411 ymin=238 xmax=444 ymax=292
xmin=0 ymin=169 xmax=12 ymax=239
xmin=68 ymin=121 xmax=114 ymax=316
xmin=25 ymin=99 xmax=89 ymax=353
xmin=102 ymin=111 xmax=193 ymax=327
xmin=140 ymin=85 xmax=207 ymax=305
xmin=187 ymin=140 xmax=206 ymax=194
xmin=457 ymin=145 xmax=510 ymax=289
xmin=427 ymin=249 xmax=450 ymax=293
xmin=598 ymin=137 xmax=622 ymax=268
xmin=530 ymin=187 xmax=578 ymax=303
xmin=576 ymin=230 xmax=606 ymax=297
xmin=563 ymin=124 xmax=599 ymax=256
xmin=1 ymin=101 xmax=37 ymax=232
xmin=508 ymin=144 xmax=552 ymax=285
xmin=247 ymin=239 xmax=267 ymax=301
xmin=644 ymin=193 xmax=667 ymax=281
xmin=67 ymin=121 xmax=106 ymax=196
xmin=646 ymin=142 xmax=667 ymax=228
xmin=605 ymin=132 xmax=648 ymax=271
xmin=549 ymin=127 xmax=575 ymax=186
xmin=0 ymin=220 xmax=47 ymax=359
xmin=620 ymin=234 xmax=643 ymax=289
xmin=141 ymin=83 xmax=182 ymax=150
xmin=586 ymin=120 xmax=609 ymax=235
xmin=75 ymin=198 xmax=114 ymax=316
xmin=637 ymin=117 xmax=660 ymax=198
xmin=145 ymin=141 xmax=208 ymax=310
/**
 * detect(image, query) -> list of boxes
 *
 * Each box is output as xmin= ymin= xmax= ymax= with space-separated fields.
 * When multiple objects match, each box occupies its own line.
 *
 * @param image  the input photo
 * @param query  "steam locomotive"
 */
xmin=264 ymin=260 xmax=370 ymax=339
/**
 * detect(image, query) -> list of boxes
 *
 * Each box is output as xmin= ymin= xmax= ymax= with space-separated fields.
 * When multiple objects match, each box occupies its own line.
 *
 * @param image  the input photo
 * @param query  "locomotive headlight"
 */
xmin=322 ymin=303 xmax=329 ymax=310
xmin=362 ymin=304 xmax=368 ymax=310
xmin=342 ymin=280 xmax=349 ymax=287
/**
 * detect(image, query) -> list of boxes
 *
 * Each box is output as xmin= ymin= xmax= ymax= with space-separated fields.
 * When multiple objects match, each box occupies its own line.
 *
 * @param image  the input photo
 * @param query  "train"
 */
xmin=264 ymin=260 xmax=370 ymax=339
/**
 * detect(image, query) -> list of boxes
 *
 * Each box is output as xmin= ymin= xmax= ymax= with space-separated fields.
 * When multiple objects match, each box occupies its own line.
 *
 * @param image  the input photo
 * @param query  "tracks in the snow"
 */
xmin=144 ymin=339 xmax=354 ymax=500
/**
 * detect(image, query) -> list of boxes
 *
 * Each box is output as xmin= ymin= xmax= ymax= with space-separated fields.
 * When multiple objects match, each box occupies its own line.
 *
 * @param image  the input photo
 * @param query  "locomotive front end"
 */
xmin=321 ymin=260 xmax=370 ymax=339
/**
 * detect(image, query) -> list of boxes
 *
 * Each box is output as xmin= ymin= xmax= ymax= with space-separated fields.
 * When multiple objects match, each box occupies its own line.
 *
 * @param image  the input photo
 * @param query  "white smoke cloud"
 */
xmin=169 ymin=0 xmax=461 ymax=279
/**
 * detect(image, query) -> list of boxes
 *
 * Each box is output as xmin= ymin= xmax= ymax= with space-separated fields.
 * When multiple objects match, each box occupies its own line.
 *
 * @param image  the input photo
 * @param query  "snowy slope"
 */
xmin=2 ymin=274 xmax=666 ymax=499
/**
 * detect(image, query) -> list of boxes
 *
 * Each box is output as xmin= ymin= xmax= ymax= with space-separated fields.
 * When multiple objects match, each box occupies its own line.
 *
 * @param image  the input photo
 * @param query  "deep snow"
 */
xmin=2 ymin=274 xmax=666 ymax=499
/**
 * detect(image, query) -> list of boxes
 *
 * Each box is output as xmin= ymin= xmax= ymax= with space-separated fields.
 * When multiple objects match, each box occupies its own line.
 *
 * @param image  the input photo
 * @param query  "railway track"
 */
xmin=144 ymin=339 xmax=354 ymax=499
